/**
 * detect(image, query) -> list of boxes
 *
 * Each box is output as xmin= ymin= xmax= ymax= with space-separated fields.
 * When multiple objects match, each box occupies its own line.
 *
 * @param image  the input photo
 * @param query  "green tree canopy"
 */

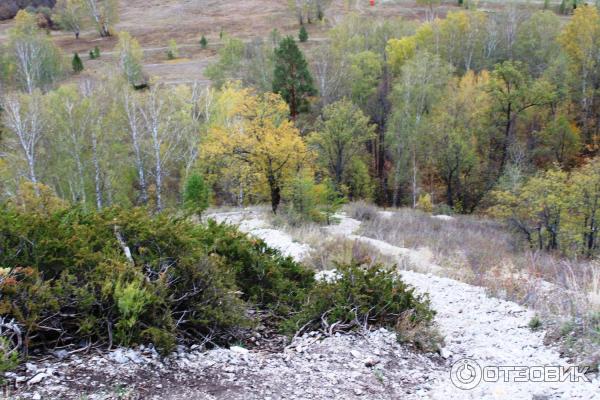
xmin=272 ymin=36 xmax=316 ymax=118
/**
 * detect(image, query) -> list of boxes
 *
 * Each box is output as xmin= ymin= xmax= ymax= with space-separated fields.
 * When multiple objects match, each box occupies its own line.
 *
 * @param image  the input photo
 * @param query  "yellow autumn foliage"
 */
xmin=202 ymin=86 xmax=312 ymax=212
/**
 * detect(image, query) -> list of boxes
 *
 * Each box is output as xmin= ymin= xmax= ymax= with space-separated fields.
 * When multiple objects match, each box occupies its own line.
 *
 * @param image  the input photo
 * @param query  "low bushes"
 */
xmin=284 ymin=263 xmax=436 ymax=342
xmin=197 ymin=220 xmax=315 ymax=317
xmin=348 ymin=200 xmax=378 ymax=221
xmin=0 ymin=207 xmax=247 ymax=355
xmin=0 ymin=205 xmax=437 ymax=364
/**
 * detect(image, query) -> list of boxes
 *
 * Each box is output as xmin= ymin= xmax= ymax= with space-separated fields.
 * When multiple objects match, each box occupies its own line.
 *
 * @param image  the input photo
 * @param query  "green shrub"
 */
xmin=0 ymin=205 xmax=438 ymax=360
xmin=113 ymin=277 xmax=152 ymax=346
xmin=284 ymin=177 xmax=344 ymax=225
xmin=299 ymin=25 xmax=308 ymax=42
xmin=199 ymin=220 xmax=315 ymax=316
xmin=283 ymin=263 xmax=436 ymax=343
xmin=285 ymin=176 xmax=325 ymax=225
xmin=0 ymin=337 xmax=19 ymax=383
xmin=72 ymin=52 xmax=83 ymax=73
xmin=529 ymin=315 xmax=542 ymax=331
xmin=183 ymin=173 xmax=210 ymax=217
xmin=166 ymin=39 xmax=178 ymax=60
xmin=416 ymin=193 xmax=433 ymax=213
xmin=200 ymin=35 xmax=208 ymax=49
xmin=0 ymin=207 xmax=247 ymax=354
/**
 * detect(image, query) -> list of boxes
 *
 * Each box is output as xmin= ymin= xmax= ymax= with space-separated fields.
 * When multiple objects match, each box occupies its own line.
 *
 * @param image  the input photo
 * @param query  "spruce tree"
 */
xmin=299 ymin=25 xmax=308 ymax=42
xmin=72 ymin=52 xmax=84 ymax=73
xmin=183 ymin=173 xmax=210 ymax=217
xmin=200 ymin=35 xmax=208 ymax=49
xmin=93 ymin=46 xmax=101 ymax=58
xmin=272 ymin=36 xmax=316 ymax=118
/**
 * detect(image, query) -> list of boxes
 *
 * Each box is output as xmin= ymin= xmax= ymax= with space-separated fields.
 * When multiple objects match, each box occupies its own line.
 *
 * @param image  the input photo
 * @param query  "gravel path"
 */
xmin=206 ymin=210 xmax=312 ymax=261
xmin=219 ymin=211 xmax=599 ymax=399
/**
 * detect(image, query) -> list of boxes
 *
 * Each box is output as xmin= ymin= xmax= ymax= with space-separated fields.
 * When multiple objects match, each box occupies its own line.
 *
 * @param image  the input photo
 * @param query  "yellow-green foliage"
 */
xmin=416 ymin=193 xmax=433 ymax=213
xmin=489 ymin=159 xmax=600 ymax=257
xmin=113 ymin=277 xmax=152 ymax=346
xmin=0 ymin=337 xmax=19 ymax=382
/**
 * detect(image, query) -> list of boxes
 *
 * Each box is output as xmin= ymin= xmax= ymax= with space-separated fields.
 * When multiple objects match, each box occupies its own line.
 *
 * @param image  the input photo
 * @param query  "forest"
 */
xmin=1 ymin=1 xmax=598 ymax=259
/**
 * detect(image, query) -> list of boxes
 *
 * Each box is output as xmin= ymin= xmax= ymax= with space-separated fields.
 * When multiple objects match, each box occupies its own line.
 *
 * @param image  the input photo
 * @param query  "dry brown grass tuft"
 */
xmin=347 ymin=200 xmax=379 ymax=222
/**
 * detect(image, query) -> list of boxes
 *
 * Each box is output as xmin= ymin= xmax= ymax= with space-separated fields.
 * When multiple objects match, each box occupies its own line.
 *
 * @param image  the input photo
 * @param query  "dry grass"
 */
xmin=357 ymin=206 xmax=600 ymax=359
xmin=347 ymin=200 xmax=379 ymax=222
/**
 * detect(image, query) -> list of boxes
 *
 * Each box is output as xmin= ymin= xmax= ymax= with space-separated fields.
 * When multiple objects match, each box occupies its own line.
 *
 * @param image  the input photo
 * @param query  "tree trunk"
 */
xmin=446 ymin=175 xmax=454 ymax=207
xmin=91 ymin=132 xmax=103 ymax=210
xmin=412 ymin=148 xmax=418 ymax=208
xmin=269 ymin=176 xmax=281 ymax=214
xmin=27 ymin=156 xmax=40 ymax=197
xmin=154 ymin=145 xmax=163 ymax=212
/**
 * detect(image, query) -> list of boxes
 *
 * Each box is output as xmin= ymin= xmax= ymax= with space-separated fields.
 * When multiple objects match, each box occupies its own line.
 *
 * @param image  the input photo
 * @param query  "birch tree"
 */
xmin=84 ymin=0 xmax=119 ymax=37
xmin=387 ymin=51 xmax=452 ymax=207
xmin=46 ymin=85 xmax=96 ymax=207
xmin=116 ymin=31 xmax=145 ymax=87
xmin=7 ymin=11 xmax=63 ymax=93
xmin=139 ymin=85 xmax=189 ymax=212
xmin=122 ymin=89 xmax=148 ymax=205
xmin=54 ymin=0 xmax=87 ymax=39
xmin=1 ymin=92 xmax=45 ymax=196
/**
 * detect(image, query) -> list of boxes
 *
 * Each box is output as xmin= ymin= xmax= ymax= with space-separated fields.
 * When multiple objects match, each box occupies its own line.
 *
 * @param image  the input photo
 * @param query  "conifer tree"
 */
xmin=272 ymin=36 xmax=316 ymax=118
xmin=200 ymin=35 xmax=208 ymax=49
xmin=299 ymin=25 xmax=308 ymax=42
xmin=72 ymin=52 xmax=84 ymax=73
xmin=183 ymin=173 xmax=210 ymax=217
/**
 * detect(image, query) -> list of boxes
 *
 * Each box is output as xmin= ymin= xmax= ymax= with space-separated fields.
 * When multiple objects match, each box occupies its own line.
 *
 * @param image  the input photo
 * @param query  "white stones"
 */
xmin=439 ymin=348 xmax=452 ymax=359
xmin=432 ymin=214 xmax=454 ymax=221
xmin=230 ymin=346 xmax=249 ymax=355
xmin=25 ymin=363 xmax=37 ymax=374
xmin=107 ymin=348 xmax=145 ymax=364
xmin=27 ymin=372 xmax=48 ymax=385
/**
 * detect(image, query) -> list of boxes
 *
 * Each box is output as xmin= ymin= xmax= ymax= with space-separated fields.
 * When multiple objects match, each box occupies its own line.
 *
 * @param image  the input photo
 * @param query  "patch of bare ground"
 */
xmin=6 ymin=330 xmax=444 ymax=400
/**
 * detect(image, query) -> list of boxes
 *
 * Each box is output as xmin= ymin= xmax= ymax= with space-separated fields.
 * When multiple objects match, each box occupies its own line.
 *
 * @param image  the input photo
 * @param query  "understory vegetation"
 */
xmin=0 ymin=201 xmax=437 ymax=368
